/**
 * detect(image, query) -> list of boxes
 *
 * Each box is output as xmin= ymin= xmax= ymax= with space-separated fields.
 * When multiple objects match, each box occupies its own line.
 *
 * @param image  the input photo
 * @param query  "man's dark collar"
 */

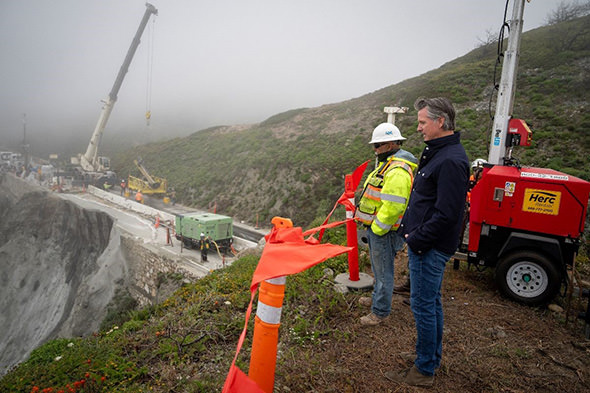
xmin=426 ymin=132 xmax=460 ymax=147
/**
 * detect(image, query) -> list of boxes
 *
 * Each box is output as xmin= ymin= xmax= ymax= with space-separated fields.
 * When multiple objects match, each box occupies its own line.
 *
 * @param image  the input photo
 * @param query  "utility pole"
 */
xmin=383 ymin=106 xmax=408 ymax=125
xmin=22 ymin=113 xmax=30 ymax=169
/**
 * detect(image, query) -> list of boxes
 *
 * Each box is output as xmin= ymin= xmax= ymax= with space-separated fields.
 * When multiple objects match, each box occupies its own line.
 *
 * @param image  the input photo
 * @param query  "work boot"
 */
xmin=360 ymin=312 xmax=387 ymax=326
xmin=398 ymin=351 xmax=417 ymax=363
xmin=393 ymin=278 xmax=411 ymax=296
xmin=358 ymin=296 xmax=372 ymax=307
xmin=385 ymin=365 xmax=433 ymax=387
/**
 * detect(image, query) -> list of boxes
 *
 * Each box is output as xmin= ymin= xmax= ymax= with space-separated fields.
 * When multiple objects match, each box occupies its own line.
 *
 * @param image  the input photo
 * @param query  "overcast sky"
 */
xmin=0 ymin=0 xmax=565 ymax=153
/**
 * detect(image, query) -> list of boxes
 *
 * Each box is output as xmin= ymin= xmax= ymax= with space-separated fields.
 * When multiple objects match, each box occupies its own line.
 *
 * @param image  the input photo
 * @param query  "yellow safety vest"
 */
xmin=355 ymin=157 xmax=416 ymax=236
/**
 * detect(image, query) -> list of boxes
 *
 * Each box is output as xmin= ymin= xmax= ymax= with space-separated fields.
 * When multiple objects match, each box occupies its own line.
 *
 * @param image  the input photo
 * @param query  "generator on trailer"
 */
xmin=462 ymin=0 xmax=590 ymax=306
xmin=175 ymin=213 xmax=234 ymax=252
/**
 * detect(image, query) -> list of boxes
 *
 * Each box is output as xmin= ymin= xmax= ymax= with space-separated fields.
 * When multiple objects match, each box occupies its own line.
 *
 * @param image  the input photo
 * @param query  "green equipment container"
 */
xmin=175 ymin=212 xmax=233 ymax=251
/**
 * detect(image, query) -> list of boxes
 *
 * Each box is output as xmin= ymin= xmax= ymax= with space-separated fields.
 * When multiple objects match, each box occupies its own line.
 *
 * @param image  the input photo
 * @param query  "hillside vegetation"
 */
xmin=3 ymin=234 xmax=590 ymax=393
xmin=114 ymin=15 xmax=590 ymax=229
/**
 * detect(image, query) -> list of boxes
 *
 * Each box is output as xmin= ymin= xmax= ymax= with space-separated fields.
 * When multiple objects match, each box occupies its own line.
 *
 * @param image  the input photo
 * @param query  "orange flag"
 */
xmin=351 ymin=159 xmax=370 ymax=192
xmin=250 ymin=225 xmax=352 ymax=291
xmin=222 ymin=223 xmax=352 ymax=393
xmin=223 ymin=365 xmax=265 ymax=393
xmin=318 ymin=159 xmax=370 ymax=241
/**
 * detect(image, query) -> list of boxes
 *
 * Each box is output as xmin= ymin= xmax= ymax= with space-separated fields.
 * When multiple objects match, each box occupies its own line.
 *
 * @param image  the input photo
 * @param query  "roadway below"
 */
xmin=60 ymin=187 xmax=267 ymax=277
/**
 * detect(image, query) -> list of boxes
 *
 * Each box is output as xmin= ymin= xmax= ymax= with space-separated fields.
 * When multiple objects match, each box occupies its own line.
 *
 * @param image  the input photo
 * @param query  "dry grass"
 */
xmin=274 ymin=251 xmax=590 ymax=393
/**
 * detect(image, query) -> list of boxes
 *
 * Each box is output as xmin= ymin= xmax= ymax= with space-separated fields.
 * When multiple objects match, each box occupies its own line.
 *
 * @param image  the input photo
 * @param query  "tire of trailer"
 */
xmin=495 ymin=250 xmax=561 ymax=306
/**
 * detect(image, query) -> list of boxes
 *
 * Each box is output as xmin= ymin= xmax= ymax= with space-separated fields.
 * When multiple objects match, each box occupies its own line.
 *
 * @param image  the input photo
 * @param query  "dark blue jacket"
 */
xmin=400 ymin=132 xmax=469 ymax=255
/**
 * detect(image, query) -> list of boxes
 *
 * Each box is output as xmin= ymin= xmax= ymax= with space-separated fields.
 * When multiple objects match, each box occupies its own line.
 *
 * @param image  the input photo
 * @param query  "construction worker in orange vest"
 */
xmin=354 ymin=122 xmax=417 ymax=326
xmin=467 ymin=158 xmax=487 ymax=204
xmin=460 ymin=158 xmax=488 ymax=248
xmin=135 ymin=190 xmax=144 ymax=204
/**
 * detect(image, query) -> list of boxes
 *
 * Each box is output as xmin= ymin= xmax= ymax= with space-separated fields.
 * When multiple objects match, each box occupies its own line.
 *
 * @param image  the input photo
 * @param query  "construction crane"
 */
xmin=73 ymin=3 xmax=158 ymax=179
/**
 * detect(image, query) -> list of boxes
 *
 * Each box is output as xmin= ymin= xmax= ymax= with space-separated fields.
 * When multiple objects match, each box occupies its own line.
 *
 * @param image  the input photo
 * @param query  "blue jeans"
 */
xmin=367 ymin=228 xmax=404 ymax=318
xmin=408 ymin=247 xmax=452 ymax=376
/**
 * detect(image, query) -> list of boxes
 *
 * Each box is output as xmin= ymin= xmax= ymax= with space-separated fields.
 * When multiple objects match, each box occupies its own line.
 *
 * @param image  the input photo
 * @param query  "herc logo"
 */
xmin=522 ymin=189 xmax=561 ymax=215
xmin=385 ymin=130 xmax=393 ymax=135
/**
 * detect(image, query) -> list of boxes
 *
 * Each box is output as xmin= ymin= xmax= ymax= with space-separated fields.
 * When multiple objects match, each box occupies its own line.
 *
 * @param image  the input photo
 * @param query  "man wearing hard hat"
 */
xmin=354 ymin=123 xmax=417 ymax=326
xmin=199 ymin=233 xmax=210 ymax=262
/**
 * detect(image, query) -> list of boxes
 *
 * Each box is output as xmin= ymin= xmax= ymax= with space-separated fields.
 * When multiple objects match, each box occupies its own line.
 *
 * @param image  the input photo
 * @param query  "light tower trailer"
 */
xmin=462 ymin=0 xmax=590 ymax=306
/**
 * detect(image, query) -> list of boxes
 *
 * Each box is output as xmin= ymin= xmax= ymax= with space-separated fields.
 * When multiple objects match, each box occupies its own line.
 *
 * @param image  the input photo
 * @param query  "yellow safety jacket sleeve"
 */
xmin=371 ymin=165 xmax=414 ymax=236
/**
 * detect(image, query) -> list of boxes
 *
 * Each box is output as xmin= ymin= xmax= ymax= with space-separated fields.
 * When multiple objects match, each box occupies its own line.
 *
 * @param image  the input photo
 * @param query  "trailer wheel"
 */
xmin=495 ymin=250 xmax=561 ymax=306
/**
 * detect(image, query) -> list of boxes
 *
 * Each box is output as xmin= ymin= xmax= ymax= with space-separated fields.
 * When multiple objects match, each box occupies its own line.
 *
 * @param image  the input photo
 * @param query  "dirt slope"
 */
xmin=0 ymin=174 xmax=125 ymax=375
xmin=276 ymin=252 xmax=590 ymax=393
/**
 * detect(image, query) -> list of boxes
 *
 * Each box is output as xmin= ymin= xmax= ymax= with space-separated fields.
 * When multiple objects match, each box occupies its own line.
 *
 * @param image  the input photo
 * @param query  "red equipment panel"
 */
xmin=508 ymin=118 xmax=532 ymax=146
xmin=469 ymin=165 xmax=590 ymax=252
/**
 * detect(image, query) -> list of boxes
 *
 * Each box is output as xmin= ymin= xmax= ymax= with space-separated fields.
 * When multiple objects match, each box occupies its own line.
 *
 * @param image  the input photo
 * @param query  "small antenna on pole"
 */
xmin=383 ymin=106 xmax=408 ymax=125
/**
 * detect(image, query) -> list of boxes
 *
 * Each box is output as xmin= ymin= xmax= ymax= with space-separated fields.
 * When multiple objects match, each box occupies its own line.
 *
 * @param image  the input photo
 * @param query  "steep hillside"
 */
xmin=113 ymin=16 xmax=590 ymax=229
xmin=0 ymin=174 xmax=122 ymax=375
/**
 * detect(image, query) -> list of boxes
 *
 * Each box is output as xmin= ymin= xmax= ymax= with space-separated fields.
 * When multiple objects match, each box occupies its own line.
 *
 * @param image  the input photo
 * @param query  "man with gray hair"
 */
xmin=387 ymin=97 xmax=469 ymax=387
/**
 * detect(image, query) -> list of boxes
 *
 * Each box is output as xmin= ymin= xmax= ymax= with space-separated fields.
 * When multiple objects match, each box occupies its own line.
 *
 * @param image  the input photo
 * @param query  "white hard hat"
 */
xmin=369 ymin=123 xmax=406 ymax=144
xmin=471 ymin=158 xmax=487 ymax=170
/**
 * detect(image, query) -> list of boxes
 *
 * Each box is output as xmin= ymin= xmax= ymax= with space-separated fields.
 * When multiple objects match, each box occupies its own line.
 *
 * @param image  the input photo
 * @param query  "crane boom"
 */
xmin=127 ymin=157 xmax=168 ymax=195
xmin=134 ymin=157 xmax=157 ymax=185
xmin=80 ymin=3 xmax=158 ymax=172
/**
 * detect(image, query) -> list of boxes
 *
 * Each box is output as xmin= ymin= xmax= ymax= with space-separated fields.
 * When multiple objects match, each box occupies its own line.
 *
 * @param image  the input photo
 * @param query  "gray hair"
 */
xmin=414 ymin=97 xmax=455 ymax=131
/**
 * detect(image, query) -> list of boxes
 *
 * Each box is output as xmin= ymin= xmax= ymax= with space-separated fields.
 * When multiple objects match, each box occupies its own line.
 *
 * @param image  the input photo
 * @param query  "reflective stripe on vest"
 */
xmin=355 ymin=210 xmax=375 ymax=225
xmin=380 ymin=193 xmax=407 ymax=204
xmin=374 ymin=216 xmax=391 ymax=231
xmin=364 ymin=186 xmax=381 ymax=201
xmin=354 ymin=159 xmax=414 ymax=226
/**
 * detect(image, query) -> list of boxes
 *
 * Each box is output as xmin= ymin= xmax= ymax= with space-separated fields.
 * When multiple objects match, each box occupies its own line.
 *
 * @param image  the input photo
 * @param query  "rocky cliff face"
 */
xmin=0 ymin=174 xmax=126 ymax=375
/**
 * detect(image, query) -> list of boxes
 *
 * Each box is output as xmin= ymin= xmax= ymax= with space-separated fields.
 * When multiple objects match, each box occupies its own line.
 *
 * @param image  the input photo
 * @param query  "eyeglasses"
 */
xmin=373 ymin=142 xmax=387 ymax=148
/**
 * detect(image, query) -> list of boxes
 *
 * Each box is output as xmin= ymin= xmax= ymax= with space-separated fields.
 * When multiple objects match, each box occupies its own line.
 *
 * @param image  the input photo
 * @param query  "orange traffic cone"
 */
xmin=248 ymin=217 xmax=292 ymax=392
xmin=248 ymin=277 xmax=286 ymax=393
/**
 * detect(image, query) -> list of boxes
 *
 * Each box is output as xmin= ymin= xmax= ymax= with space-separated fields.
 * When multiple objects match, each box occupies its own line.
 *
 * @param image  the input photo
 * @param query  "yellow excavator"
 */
xmin=127 ymin=157 xmax=167 ymax=195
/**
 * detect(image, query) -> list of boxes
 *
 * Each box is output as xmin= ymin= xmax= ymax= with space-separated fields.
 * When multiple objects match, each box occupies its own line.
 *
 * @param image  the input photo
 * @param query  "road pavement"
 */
xmin=58 ymin=190 xmax=260 ymax=278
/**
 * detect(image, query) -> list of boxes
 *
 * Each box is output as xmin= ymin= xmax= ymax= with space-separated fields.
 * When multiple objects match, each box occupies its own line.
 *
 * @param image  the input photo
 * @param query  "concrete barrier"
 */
xmin=88 ymin=186 xmax=176 ymax=224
